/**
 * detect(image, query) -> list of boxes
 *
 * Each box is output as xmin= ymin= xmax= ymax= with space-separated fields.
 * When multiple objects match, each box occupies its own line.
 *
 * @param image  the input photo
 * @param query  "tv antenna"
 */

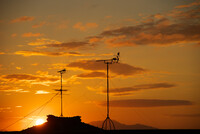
xmin=97 ymin=52 xmax=120 ymax=130
xmin=55 ymin=69 xmax=67 ymax=117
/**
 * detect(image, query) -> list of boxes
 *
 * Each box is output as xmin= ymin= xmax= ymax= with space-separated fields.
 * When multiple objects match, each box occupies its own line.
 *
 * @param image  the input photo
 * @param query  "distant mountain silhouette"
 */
xmin=21 ymin=115 xmax=103 ymax=134
xmin=1 ymin=116 xmax=199 ymax=134
xmin=89 ymin=120 xmax=157 ymax=130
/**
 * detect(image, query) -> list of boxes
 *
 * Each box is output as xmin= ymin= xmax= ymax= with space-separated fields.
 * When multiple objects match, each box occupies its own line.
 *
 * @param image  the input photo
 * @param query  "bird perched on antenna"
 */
xmin=58 ymin=69 xmax=66 ymax=73
xmin=112 ymin=52 xmax=120 ymax=63
xmin=96 ymin=52 xmax=120 ymax=64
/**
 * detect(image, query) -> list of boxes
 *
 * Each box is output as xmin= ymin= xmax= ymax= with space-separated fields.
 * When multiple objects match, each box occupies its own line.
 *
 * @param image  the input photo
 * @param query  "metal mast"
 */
xmin=97 ymin=52 xmax=120 ymax=130
xmin=56 ymin=69 xmax=67 ymax=117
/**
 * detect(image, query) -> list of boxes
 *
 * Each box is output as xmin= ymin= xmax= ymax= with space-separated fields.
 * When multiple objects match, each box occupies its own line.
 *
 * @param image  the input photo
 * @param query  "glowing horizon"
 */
xmin=35 ymin=119 xmax=45 ymax=126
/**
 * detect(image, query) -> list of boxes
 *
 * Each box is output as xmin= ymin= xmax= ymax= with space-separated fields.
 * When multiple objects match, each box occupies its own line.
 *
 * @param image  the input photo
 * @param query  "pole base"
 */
xmin=102 ymin=116 xmax=115 ymax=130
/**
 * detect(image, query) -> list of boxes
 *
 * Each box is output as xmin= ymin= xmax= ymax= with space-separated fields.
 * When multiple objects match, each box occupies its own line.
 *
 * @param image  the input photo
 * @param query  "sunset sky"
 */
xmin=0 ymin=0 xmax=200 ymax=131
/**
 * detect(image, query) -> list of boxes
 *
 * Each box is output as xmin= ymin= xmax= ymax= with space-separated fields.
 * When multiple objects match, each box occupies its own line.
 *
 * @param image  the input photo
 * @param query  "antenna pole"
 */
xmin=98 ymin=52 xmax=120 ymax=130
xmin=56 ymin=69 xmax=66 ymax=117
xmin=60 ymin=72 xmax=63 ymax=117
xmin=107 ymin=62 xmax=109 ymax=118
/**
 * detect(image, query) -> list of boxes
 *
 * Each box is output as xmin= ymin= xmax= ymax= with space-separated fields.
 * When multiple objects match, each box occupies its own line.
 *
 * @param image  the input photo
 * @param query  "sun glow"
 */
xmin=35 ymin=119 xmax=45 ymax=125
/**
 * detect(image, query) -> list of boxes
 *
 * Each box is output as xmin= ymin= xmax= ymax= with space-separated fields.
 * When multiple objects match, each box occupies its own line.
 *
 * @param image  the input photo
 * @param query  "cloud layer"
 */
xmin=22 ymin=32 xmax=43 ymax=37
xmin=77 ymin=71 xmax=106 ymax=78
xmin=175 ymin=1 xmax=200 ymax=9
xmin=73 ymin=22 xmax=98 ymax=31
xmin=11 ymin=16 xmax=35 ymax=23
xmin=15 ymin=51 xmax=82 ymax=57
xmin=48 ymin=41 xmax=92 ymax=50
xmin=67 ymin=60 xmax=146 ymax=76
xmin=102 ymin=83 xmax=176 ymax=96
xmin=92 ymin=6 xmax=200 ymax=47
xmin=1 ymin=74 xmax=59 ymax=86
xmin=0 ymin=85 xmax=29 ymax=93
xmin=98 ymin=99 xmax=193 ymax=107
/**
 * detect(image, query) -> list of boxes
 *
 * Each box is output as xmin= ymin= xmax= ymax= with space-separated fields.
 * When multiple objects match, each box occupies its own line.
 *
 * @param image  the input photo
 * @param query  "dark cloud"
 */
xmin=48 ymin=41 xmax=93 ymax=50
xmin=98 ymin=7 xmax=200 ymax=47
xmin=98 ymin=99 xmax=193 ymax=107
xmin=110 ymin=63 xmax=146 ymax=76
xmin=67 ymin=60 xmax=146 ymax=76
xmin=102 ymin=83 xmax=176 ymax=95
xmin=77 ymin=71 xmax=106 ymax=78
xmin=26 ymin=39 xmax=96 ymax=52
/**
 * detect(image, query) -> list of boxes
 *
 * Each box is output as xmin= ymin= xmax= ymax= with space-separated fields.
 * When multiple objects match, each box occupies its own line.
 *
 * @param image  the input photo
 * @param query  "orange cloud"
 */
xmin=28 ymin=38 xmax=61 ymax=46
xmin=153 ymin=14 xmax=165 ymax=19
xmin=88 ymin=36 xmax=102 ymax=43
xmin=48 ymin=63 xmax=67 ymax=70
xmin=16 ymin=67 xmax=22 ymax=70
xmin=32 ymin=21 xmax=46 ymax=28
xmin=11 ymin=33 xmax=17 ymax=37
xmin=15 ymin=51 xmax=82 ymax=57
xmin=175 ymin=1 xmax=200 ymax=9
xmin=11 ymin=16 xmax=35 ymax=23
xmin=0 ymin=52 xmax=5 ymax=55
xmin=35 ymin=90 xmax=49 ymax=94
xmin=0 ymin=85 xmax=15 ymax=91
xmin=31 ymin=63 xmax=39 ymax=66
xmin=73 ymin=22 xmax=98 ymax=31
xmin=97 ymin=99 xmax=193 ymax=107
xmin=67 ymin=60 xmax=146 ymax=76
xmin=22 ymin=32 xmax=43 ymax=37
xmin=1 ymin=73 xmax=59 ymax=86
xmin=27 ymin=38 xmax=96 ymax=50
xmin=0 ymin=85 xmax=29 ymax=93
xmin=2 ymin=74 xmax=58 ymax=82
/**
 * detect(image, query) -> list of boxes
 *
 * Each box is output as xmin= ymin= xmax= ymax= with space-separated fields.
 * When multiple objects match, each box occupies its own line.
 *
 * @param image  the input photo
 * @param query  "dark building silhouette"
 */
xmin=21 ymin=115 xmax=103 ymax=134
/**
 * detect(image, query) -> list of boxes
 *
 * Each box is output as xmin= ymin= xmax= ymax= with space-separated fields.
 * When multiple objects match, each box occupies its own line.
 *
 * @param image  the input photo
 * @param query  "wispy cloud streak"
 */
xmin=68 ymin=60 xmax=146 ymax=76
xmin=102 ymin=83 xmax=176 ymax=96
xmin=98 ymin=99 xmax=193 ymax=107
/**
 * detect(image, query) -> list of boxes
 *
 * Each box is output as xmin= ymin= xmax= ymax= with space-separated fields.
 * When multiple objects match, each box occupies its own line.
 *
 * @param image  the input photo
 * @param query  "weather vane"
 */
xmin=96 ymin=52 xmax=120 ymax=130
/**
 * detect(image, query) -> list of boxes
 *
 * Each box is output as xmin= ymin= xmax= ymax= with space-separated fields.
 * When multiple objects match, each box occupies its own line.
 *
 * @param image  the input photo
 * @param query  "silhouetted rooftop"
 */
xmin=21 ymin=115 xmax=103 ymax=134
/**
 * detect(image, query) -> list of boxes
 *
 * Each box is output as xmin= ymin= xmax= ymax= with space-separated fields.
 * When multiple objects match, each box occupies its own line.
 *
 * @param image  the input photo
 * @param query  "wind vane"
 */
xmin=55 ymin=69 xmax=67 ymax=117
xmin=96 ymin=52 xmax=120 ymax=130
